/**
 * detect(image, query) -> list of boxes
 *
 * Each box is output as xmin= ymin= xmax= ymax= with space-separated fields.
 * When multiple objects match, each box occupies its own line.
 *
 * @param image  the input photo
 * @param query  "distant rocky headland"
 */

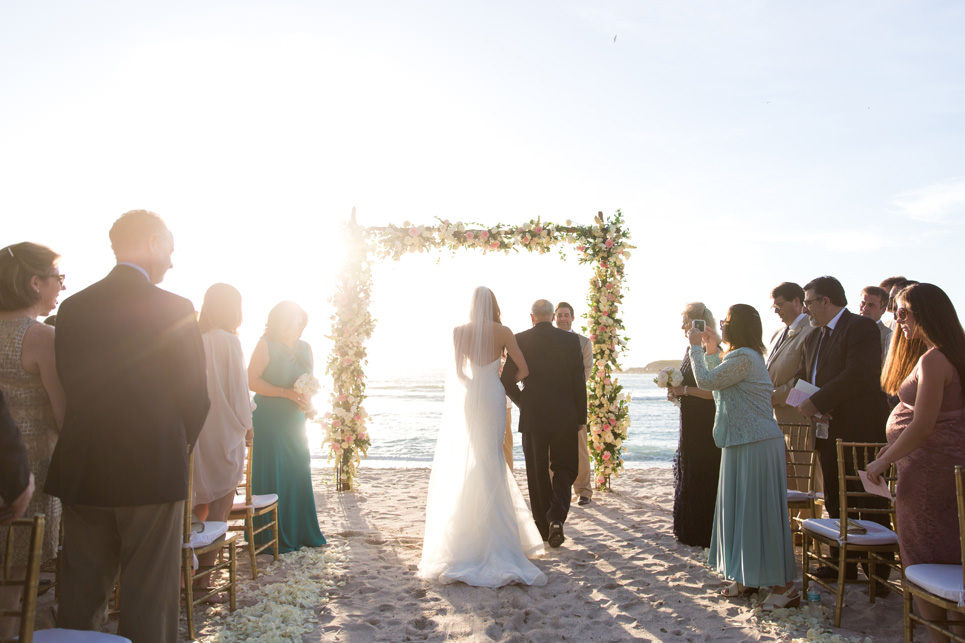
xmin=619 ymin=360 xmax=679 ymax=374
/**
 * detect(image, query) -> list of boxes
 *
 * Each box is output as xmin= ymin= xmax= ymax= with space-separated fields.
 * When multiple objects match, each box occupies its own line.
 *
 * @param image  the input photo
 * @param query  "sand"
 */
xmin=189 ymin=465 xmax=905 ymax=642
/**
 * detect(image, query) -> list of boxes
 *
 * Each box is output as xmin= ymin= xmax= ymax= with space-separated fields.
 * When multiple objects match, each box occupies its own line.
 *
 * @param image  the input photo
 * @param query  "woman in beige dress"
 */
xmin=0 ymin=242 xmax=66 ymax=634
xmin=192 ymin=284 xmax=253 ymax=587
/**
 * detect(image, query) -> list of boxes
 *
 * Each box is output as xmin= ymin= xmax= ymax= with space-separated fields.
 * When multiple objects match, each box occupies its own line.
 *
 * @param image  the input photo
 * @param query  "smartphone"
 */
xmin=692 ymin=319 xmax=706 ymax=332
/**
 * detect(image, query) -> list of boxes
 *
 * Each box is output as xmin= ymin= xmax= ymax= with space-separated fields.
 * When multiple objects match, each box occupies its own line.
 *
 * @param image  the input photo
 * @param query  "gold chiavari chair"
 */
xmin=801 ymin=440 xmax=901 ymax=627
xmin=227 ymin=445 xmax=279 ymax=579
xmin=780 ymin=422 xmax=819 ymax=532
xmin=182 ymin=450 xmax=238 ymax=640
xmin=902 ymin=465 xmax=965 ymax=642
xmin=1 ymin=515 xmax=127 ymax=643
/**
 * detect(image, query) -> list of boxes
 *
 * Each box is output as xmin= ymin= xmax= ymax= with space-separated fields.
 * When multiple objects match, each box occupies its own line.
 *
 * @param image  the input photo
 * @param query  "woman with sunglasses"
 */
xmin=867 ymin=283 xmax=965 ymax=639
xmin=688 ymin=304 xmax=797 ymax=609
xmin=0 ymin=242 xmax=66 ymax=629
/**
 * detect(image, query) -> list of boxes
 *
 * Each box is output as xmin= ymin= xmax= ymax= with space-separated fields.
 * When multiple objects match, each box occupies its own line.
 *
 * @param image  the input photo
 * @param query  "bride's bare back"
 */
xmin=453 ymin=322 xmax=528 ymax=380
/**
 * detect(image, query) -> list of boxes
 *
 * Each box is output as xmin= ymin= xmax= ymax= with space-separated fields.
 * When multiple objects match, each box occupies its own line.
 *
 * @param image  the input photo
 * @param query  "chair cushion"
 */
xmin=801 ymin=518 xmax=898 ymax=545
xmin=787 ymin=489 xmax=815 ymax=503
xmin=184 ymin=521 xmax=229 ymax=549
xmin=34 ymin=630 xmax=131 ymax=642
xmin=232 ymin=493 xmax=278 ymax=511
xmin=905 ymin=564 xmax=965 ymax=607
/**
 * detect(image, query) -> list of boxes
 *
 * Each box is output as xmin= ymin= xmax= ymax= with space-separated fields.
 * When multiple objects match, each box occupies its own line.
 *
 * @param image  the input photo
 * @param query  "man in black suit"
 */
xmin=45 ymin=210 xmax=209 ymax=643
xmin=501 ymin=299 xmax=587 ymax=548
xmin=794 ymin=275 xmax=891 ymax=579
xmin=0 ymin=390 xmax=33 ymax=527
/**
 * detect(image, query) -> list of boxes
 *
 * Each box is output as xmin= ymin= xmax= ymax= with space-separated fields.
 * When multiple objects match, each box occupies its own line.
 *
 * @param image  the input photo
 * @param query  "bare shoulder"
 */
xmin=23 ymin=321 xmax=55 ymax=350
xmin=921 ymin=347 xmax=954 ymax=376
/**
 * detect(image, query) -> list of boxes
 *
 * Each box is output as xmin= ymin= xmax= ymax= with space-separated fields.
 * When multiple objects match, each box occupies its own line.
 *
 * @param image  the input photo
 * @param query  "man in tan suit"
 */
xmin=767 ymin=283 xmax=816 ymax=424
xmin=555 ymin=302 xmax=594 ymax=505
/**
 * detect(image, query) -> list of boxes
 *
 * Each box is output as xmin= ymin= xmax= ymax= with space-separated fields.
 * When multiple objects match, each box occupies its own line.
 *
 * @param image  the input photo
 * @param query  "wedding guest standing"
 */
xmin=794 ymin=275 xmax=891 ymax=582
xmin=248 ymin=301 xmax=325 ymax=552
xmin=859 ymin=285 xmax=893 ymax=364
xmin=45 ymin=211 xmax=210 ymax=643
xmin=689 ymin=305 xmax=797 ymax=609
xmin=0 ymin=390 xmax=33 ymax=527
xmin=554 ymin=302 xmax=594 ymax=505
xmin=766 ymin=282 xmax=816 ymax=426
xmin=866 ymin=283 xmax=965 ymax=635
xmin=0 ymin=242 xmax=65 ymax=569
xmin=668 ymin=302 xmax=720 ymax=547
xmin=193 ymin=283 xmax=253 ymax=586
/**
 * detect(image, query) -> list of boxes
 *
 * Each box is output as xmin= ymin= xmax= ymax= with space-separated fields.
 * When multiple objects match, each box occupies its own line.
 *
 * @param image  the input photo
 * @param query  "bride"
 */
xmin=418 ymin=286 xmax=547 ymax=587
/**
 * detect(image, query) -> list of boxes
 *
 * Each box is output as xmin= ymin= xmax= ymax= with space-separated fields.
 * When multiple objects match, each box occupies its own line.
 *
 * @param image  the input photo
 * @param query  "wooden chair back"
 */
xmin=0 ymin=514 xmax=45 ymax=643
xmin=780 ymin=422 xmax=817 ymax=493
xmin=835 ymin=440 xmax=897 ymax=540
xmin=235 ymin=446 xmax=253 ymax=507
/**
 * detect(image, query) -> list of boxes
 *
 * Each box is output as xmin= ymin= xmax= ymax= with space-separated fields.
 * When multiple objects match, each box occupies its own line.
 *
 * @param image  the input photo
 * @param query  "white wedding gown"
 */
xmin=418 ymin=358 xmax=547 ymax=587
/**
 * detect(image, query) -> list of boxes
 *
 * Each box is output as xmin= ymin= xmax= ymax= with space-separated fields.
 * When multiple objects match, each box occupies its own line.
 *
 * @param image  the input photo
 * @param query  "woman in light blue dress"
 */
xmin=688 ymin=304 xmax=798 ymax=609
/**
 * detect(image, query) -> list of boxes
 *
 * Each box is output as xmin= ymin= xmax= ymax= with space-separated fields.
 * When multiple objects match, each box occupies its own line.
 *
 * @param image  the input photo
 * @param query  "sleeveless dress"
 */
xmin=672 ymin=348 xmax=721 ymax=548
xmin=0 ymin=318 xmax=61 ymax=565
xmin=418 ymin=359 xmax=546 ymax=587
xmin=886 ymin=348 xmax=965 ymax=566
xmin=251 ymin=339 xmax=326 ymax=552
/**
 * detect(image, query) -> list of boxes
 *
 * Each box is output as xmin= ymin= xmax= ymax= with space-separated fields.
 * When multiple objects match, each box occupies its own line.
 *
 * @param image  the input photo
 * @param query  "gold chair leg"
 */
xmin=229 ymin=540 xmax=237 ymax=612
xmin=183 ymin=549 xmax=195 ymax=640
xmin=246 ymin=514 xmax=257 ymax=580
xmin=834 ymin=547 xmax=847 ymax=628
xmin=802 ymin=533 xmax=810 ymax=595
xmin=903 ymin=585 xmax=913 ymax=642
xmin=272 ymin=507 xmax=280 ymax=561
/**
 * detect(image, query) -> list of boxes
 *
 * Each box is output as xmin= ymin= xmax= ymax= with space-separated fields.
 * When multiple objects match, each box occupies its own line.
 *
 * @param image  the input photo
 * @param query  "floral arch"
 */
xmin=320 ymin=210 xmax=632 ymax=491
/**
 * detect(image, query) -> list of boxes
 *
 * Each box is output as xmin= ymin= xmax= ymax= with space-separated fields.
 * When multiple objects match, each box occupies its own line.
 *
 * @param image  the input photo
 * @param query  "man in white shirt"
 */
xmin=766 ymin=282 xmax=816 ymax=426
xmin=554 ymin=302 xmax=594 ymax=505
xmin=859 ymin=285 xmax=893 ymax=365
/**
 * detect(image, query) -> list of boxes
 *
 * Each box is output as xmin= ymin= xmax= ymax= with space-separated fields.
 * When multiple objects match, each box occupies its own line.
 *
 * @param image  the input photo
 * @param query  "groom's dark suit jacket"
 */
xmin=501 ymin=322 xmax=587 ymax=433
xmin=45 ymin=265 xmax=210 ymax=507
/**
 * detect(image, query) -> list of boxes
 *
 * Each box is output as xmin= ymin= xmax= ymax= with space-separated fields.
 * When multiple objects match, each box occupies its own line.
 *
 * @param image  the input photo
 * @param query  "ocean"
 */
xmin=307 ymin=373 xmax=680 ymax=469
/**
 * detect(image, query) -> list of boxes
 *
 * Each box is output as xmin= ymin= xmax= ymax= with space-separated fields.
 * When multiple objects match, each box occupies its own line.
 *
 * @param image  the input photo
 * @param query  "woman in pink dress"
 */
xmin=867 ymin=283 xmax=965 ymax=640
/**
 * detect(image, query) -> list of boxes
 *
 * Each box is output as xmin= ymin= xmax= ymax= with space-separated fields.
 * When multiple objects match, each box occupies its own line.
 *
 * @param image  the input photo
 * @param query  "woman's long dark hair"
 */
xmin=722 ymin=304 xmax=766 ymax=355
xmin=882 ymin=283 xmax=965 ymax=395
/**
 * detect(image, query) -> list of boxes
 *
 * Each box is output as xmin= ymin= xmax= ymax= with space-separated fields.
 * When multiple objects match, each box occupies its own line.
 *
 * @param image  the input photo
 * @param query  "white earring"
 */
xmin=33 ymin=287 xmax=40 ymax=293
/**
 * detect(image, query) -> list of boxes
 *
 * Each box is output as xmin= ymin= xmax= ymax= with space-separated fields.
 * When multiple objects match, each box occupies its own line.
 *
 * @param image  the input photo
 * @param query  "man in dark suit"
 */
xmin=501 ymin=299 xmax=587 ymax=548
xmin=794 ymin=275 xmax=891 ymax=579
xmin=45 ymin=210 xmax=209 ymax=643
xmin=0 ymin=390 xmax=33 ymax=526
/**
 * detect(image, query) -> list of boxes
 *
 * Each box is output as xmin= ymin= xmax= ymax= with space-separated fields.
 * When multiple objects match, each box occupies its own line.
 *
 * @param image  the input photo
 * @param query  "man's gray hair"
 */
xmin=531 ymin=299 xmax=554 ymax=319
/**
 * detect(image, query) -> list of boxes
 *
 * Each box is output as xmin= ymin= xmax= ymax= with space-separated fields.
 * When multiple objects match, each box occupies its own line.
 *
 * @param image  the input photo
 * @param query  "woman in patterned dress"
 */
xmin=867 ymin=283 xmax=965 ymax=641
xmin=0 ymin=242 xmax=66 ymax=633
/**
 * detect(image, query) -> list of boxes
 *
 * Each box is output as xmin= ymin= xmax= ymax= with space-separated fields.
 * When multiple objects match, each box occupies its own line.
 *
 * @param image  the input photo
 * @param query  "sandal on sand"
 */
xmin=720 ymin=581 xmax=754 ymax=597
xmin=761 ymin=586 xmax=801 ymax=610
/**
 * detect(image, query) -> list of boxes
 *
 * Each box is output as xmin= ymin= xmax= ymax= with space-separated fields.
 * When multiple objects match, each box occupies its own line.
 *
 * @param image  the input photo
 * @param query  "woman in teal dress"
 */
xmin=688 ymin=304 xmax=797 ymax=609
xmin=248 ymin=301 xmax=326 ymax=552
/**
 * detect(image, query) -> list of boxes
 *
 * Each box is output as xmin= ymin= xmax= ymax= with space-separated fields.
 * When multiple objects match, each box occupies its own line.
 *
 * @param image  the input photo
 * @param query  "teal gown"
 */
xmin=252 ymin=339 xmax=326 ymax=552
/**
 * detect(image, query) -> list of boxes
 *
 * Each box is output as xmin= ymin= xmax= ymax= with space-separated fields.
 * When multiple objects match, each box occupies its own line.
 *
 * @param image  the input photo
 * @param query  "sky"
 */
xmin=2 ymin=1 xmax=965 ymax=377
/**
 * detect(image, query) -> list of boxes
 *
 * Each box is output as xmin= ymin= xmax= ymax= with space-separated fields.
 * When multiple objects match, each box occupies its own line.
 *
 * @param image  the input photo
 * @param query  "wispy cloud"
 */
xmin=893 ymin=179 xmax=965 ymax=223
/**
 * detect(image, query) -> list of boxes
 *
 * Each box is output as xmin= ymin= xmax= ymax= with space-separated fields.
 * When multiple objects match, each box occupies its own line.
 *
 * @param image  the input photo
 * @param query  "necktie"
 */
xmin=767 ymin=326 xmax=790 ymax=366
xmin=811 ymin=326 xmax=831 ymax=384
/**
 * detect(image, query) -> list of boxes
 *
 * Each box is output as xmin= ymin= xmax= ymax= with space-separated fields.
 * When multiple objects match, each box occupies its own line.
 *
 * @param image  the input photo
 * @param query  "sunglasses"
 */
xmin=895 ymin=307 xmax=912 ymax=322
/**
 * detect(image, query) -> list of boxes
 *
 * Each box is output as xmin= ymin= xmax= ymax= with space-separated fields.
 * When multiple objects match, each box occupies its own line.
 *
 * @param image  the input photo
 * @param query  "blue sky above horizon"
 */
xmin=2 ymin=1 xmax=964 ymax=375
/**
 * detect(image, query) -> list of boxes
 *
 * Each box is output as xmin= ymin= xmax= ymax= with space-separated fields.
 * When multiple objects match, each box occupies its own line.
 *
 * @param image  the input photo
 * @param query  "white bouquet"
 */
xmin=653 ymin=366 xmax=683 ymax=389
xmin=293 ymin=373 xmax=321 ymax=397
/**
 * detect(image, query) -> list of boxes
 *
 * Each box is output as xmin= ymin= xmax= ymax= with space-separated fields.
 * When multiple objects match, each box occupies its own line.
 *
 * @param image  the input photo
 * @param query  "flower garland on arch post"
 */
xmin=322 ymin=211 xmax=631 ymax=491
xmin=321 ymin=214 xmax=374 ymax=491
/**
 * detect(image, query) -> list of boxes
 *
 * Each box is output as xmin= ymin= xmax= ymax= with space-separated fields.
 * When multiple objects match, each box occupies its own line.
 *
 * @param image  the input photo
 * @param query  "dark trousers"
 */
xmin=522 ymin=430 xmax=578 ymax=540
xmin=58 ymin=501 xmax=184 ymax=643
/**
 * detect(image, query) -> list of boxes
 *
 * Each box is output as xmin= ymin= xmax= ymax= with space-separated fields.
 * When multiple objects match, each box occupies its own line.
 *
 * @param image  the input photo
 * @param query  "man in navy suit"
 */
xmin=46 ymin=210 xmax=209 ymax=642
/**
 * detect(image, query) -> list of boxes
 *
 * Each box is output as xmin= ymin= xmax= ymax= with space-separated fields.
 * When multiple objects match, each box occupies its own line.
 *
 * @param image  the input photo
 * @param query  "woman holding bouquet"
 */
xmin=192 ymin=284 xmax=254 ymax=587
xmin=669 ymin=302 xmax=721 ymax=547
xmin=249 ymin=301 xmax=326 ymax=552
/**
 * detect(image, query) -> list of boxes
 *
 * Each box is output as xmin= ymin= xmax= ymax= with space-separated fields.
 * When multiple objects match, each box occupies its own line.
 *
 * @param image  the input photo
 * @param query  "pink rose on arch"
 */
xmin=577 ymin=245 xmax=586 ymax=252
xmin=345 ymin=434 xmax=355 ymax=443
xmin=409 ymin=227 xmax=418 ymax=236
xmin=535 ymin=226 xmax=543 ymax=233
xmin=596 ymin=475 xmax=606 ymax=485
xmin=480 ymin=230 xmax=489 ymax=240
xmin=332 ymin=419 xmax=342 ymax=427
xmin=337 ymin=394 xmax=346 ymax=402
xmin=605 ymin=238 xmax=614 ymax=248
xmin=466 ymin=231 xmax=475 ymax=240
xmin=353 ymin=414 xmax=361 ymax=422
xmin=333 ymin=443 xmax=342 ymax=453
xmin=600 ymin=262 xmax=608 ymax=269
xmin=602 ymin=451 xmax=611 ymax=461
xmin=490 ymin=242 xmax=499 ymax=250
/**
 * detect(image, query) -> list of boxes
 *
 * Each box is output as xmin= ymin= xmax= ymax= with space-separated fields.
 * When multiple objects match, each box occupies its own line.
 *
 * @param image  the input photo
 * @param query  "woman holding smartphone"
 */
xmin=669 ymin=302 xmax=721 ymax=547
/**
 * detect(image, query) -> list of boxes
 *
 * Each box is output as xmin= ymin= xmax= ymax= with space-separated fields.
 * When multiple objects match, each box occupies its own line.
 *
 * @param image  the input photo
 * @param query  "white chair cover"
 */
xmin=905 ymin=564 xmax=965 ymax=607
xmin=33 ymin=629 xmax=131 ymax=642
xmin=801 ymin=518 xmax=898 ymax=545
